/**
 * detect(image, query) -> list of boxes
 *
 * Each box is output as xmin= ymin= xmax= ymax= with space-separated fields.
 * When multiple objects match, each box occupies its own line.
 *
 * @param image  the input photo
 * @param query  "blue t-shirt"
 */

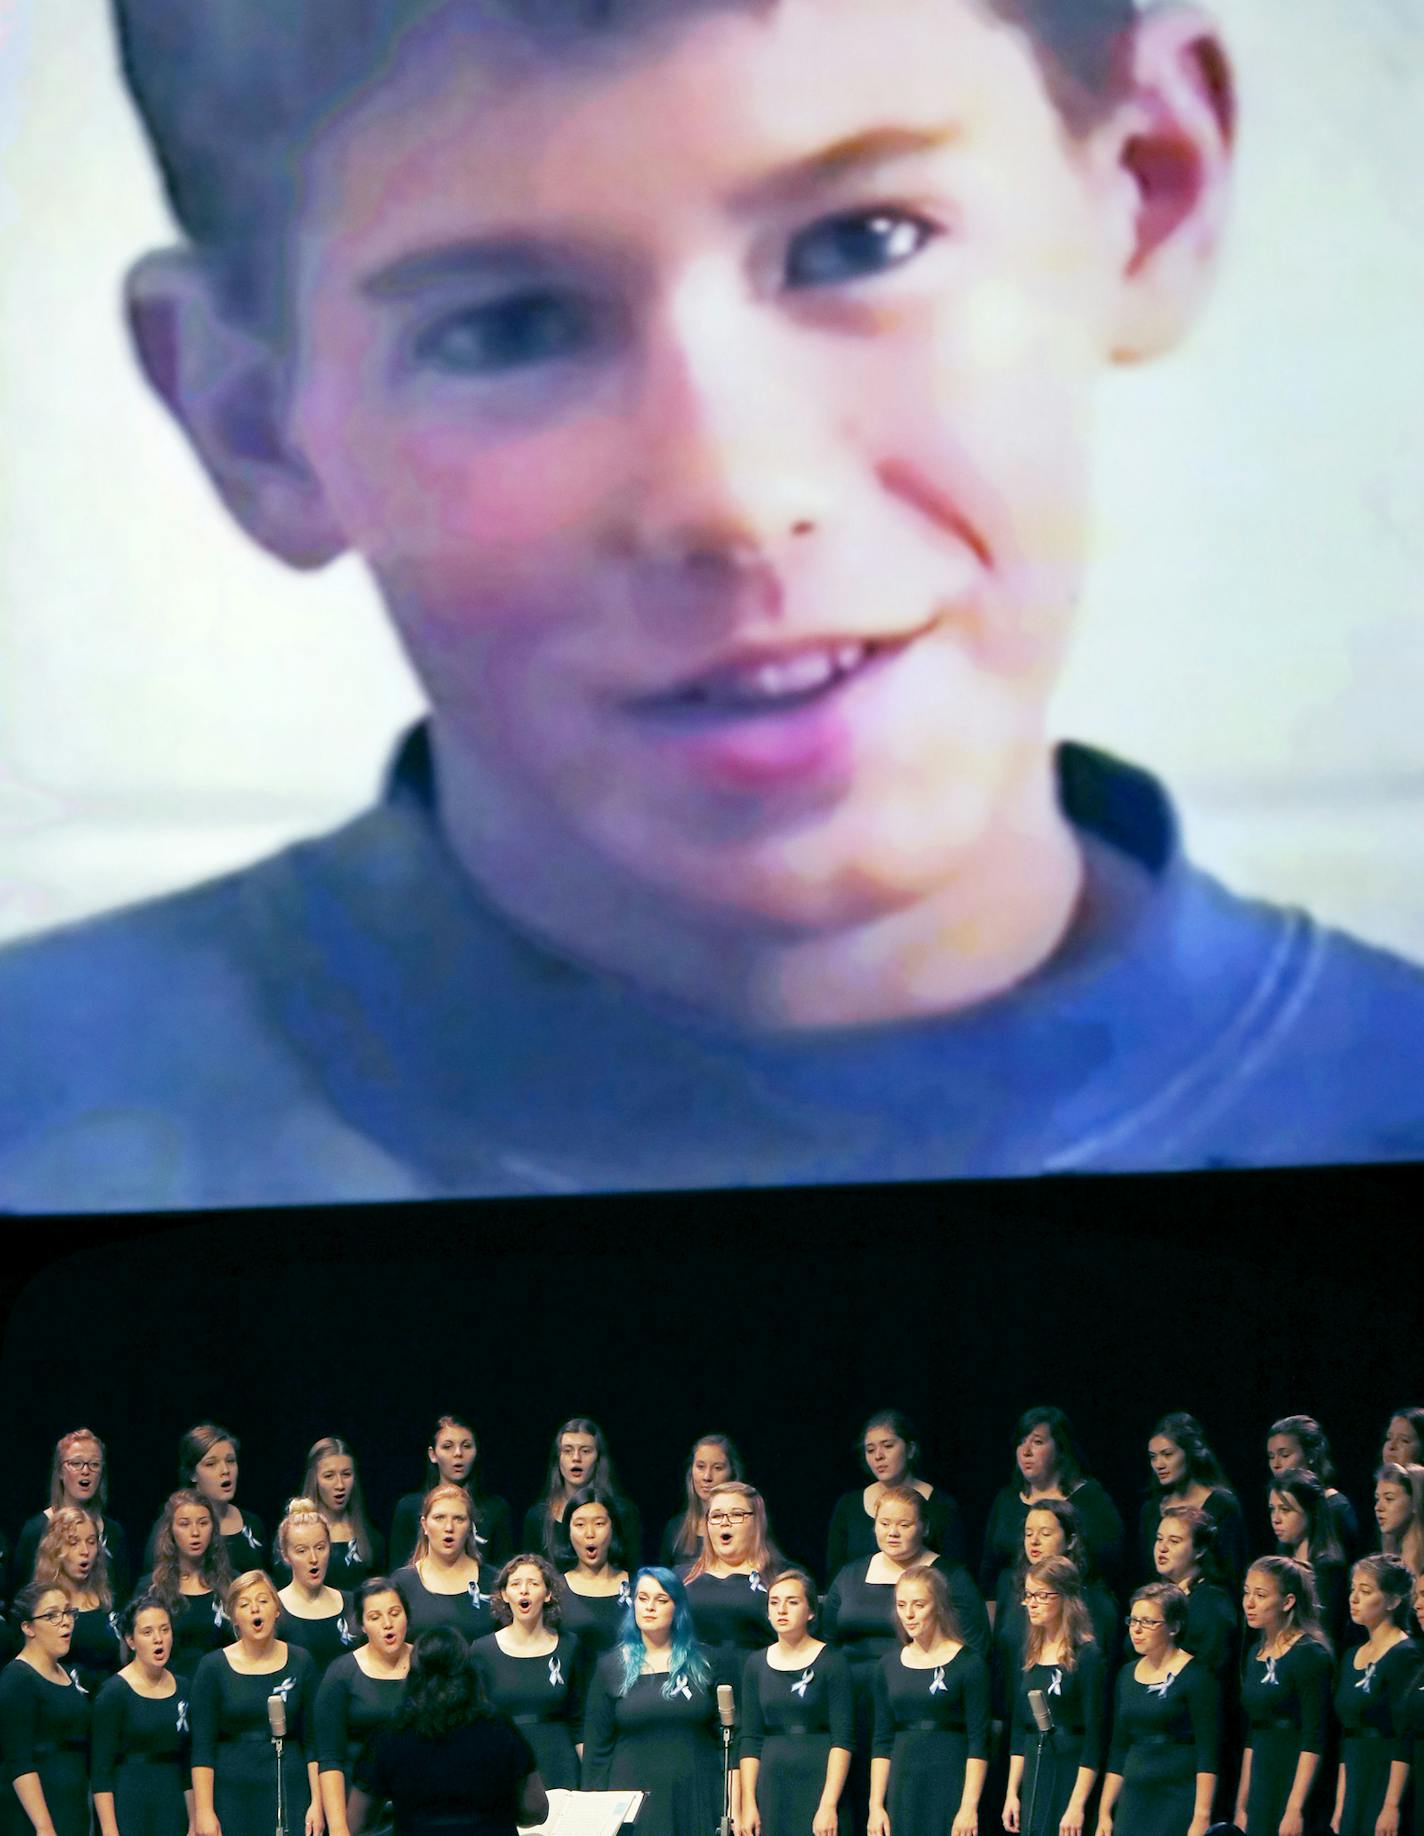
xmin=1 ymin=729 xmax=1421 ymax=1211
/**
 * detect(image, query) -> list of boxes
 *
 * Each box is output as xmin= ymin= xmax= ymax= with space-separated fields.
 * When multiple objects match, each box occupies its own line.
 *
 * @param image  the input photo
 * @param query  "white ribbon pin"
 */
xmin=929 ymin=1666 xmax=946 ymax=1695
xmin=1146 ymin=1671 xmax=1177 ymax=1699
xmin=176 ymin=1700 xmax=189 ymax=1733
xmin=671 ymin=1675 xmax=692 ymax=1701
xmin=212 ymin=1598 xmax=226 ymax=1627
xmin=338 ymin=1616 xmax=355 ymax=1646
xmin=70 ymin=1669 xmax=88 ymax=1694
xmin=549 ymin=1656 xmax=564 ymax=1689
xmin=1263 ymin=1657 xmax=1279 ymax=1687
xmin=791 ymin=1669 xmax=814 ymax=1699
xmin=271 ymin=1676 xmax=296 ymax=1704
xmin=1356 ymin=1663 xmax=1376 ymax=1693
xmin=618 ymin=1579 xmax=633 ymax=1606
xmin=467 ymin=1580 xmax=487 ymax=1608
xmin=748 ymin=1571 xmax=766 ymax=1595
xmin=1047 ymin=1668 xmax=1063 ymax=1698
xmin=241 ymin=1525 xmax=259 ymax=1549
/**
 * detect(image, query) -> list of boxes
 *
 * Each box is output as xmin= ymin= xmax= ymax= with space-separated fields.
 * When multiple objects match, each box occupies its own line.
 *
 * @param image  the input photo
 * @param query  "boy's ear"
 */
xmin=1096 ymin=4 xmax=1236 ymax=363
xmin=124 ymin=250 xmax=348 ymax=570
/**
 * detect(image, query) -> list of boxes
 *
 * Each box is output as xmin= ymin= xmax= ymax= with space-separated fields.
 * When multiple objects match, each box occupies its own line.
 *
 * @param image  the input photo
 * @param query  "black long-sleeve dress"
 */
xmin=740 ymin=1645 xmax=854 ymax=1836
xmin=581 ymin=1652 xmax=726 ymax=1836
xmin=683 ymin=1571 xmax=776 ymax=1663
xmin=0 ymin=1659 xmax=92 ymax=1836
xmin=979 ymin=1482 xmax=1125 ymax=1598
xmin=357 ymin=1714 xmax=535 ymax=1836
xmin=470 ymin=1632 xmax=585 ymax=1789
xmin=91 ymin=1672 xmax=192 ymax=1836
xmin=1007 ymin=1646 xmax=1108 ymax=1836
xmin=387 ymin=1566 xmax=496 ymax=1643
xmin=136 ymin=1580 xmax=231 ymax=1678
xmin=991 ymin=1569 xmax=1118 ymax=1718
xmin=826 ymin=1487 xmax=967 ymax=1576
xmin=313 ymin=1651 xmax=407 ymax=1789
xmin=388 ymin=1495 xmax=512 ymax=1572
xmin=872 ymin=1646 xmax=990 ymax=1836
xmin=1239 ymin=1636 xmax=1332 ymax=1836
xmin=559 ymin=1579 xmax=631 ymax=1660
xmin=1105 ymin=1658 xmax=1218 ymax=1836
xmin=274 ymin=1601 xmax=362 ymax=1678
xmin=190 ymin=1646 xmax=319 ymax=1836
xmin=1399 ymin=1654 xmax=1424 ymax=1836
xmin=1333 ymin=1637 xmax=1419 ymax=1836
xmin=67 ymin=1602 xmax=126 ymax=1697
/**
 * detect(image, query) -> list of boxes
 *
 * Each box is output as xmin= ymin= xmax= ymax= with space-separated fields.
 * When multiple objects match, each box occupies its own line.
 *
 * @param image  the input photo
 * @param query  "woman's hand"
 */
xmin=1186 ymin=1817 xmax=1209 ymax=1836
xmin=950 ymin=1810 xmax=977 ymax=1836
xmin=1278 ymin=1809 xmax=1303 ymax=1836
xmin=812 ymin=1802 xmax=838 ymax=1836
xmin=195 ymin=1815 xmax=220 ymax=1836
xmin=867 ymin=1809 xmax=890 ymax=1836
xmin=1093 ymin=1815 xmax=1113 ymax=1836
xmin=1059 ymin=1802 xmax=1086 ymax=1836
xmin=1001 ymin=1792 xmax=1019 ymax=1832
xmin=735 ymin=1806 xmax=760 ymax=1836
xmin=1374 ymin=1811 xmax=1400 ymax=1836
xmin=305 ymin=1801 xmax=325 ymax=1836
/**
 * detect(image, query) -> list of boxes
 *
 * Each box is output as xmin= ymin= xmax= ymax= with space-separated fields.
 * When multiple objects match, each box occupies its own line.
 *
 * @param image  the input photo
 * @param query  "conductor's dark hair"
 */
xmin=121 ymin=1591 xmax=174 ymax=1641
xmin=1131 ymin=1580 xmax=1188 ymax=1640
xmin=1269 ymin=1468 xmax=1344 ymax=1567
xmin=1267 ymin=1415 xmax=1338 ymax=1486
xmin=398 ymin=1627 xmax=494 ymax=1738
xmin=1148 ymin=1412 xmax=1231 ymax=1494
xmin=1013 ymin=1405 xmax=1090 ymax=1491
xmin=563 ymin=1484 xmax=633 ymax=1572
xmin=111 ymin=0 xmax=1143 ymax=325
xmin=178 ymin=1423 xmax=240 ymax=1488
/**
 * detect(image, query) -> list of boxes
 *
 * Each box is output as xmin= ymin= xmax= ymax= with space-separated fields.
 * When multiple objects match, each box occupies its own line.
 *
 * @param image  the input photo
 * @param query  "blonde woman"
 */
xmin=274 ymin=1500 xmax=360 ymax=1676
xmin=32 ymin=1506 xmax=123 ymax=1696
xmin=389 ymin=1485 xmax=495 ymax=1641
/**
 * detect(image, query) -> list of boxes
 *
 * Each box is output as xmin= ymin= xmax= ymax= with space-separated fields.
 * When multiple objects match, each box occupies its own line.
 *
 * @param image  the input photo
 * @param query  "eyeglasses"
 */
xmin=707 ymin=1510 xmax=753 ymax=1526
xmin=1126 ymin=1615 xmax=1165 ymax=1631
xmin=1022 ymin=1590 xmax=1060 ymax=1605
xmin=62 ymin=1459 xmax=102 ymax=1473
xmin=34 ymin=1608 xmax=79 ymax=1625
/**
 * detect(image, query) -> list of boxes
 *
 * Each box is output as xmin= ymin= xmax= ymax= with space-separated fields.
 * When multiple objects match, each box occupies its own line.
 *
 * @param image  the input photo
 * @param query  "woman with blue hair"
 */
xmin=581 ymin=1567 xmax=729 ymax=1836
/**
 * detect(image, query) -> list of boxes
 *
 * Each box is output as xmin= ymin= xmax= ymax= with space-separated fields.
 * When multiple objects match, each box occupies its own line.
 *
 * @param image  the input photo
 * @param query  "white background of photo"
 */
xmin=2 ymin=0 xmax=1422 ymax=952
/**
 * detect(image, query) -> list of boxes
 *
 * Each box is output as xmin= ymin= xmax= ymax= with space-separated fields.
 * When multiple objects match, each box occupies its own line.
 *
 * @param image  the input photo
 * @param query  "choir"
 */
xmin=2 ymin=1403 xmax=1423 ymax=1836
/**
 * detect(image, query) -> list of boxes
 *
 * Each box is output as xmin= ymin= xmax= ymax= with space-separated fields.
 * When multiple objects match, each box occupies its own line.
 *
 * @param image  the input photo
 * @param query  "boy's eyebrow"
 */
xmin=359 ymin=237 xmax=570 ymax=300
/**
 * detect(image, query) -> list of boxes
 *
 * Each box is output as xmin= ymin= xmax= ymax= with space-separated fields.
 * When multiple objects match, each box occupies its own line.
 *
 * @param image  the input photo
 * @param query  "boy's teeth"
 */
xmin=696 ymin=642 xmax=869 ymax=706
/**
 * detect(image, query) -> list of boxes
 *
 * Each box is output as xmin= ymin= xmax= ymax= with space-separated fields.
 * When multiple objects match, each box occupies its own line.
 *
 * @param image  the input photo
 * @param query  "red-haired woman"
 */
xmin=1001 ymin=1557 xmax=1106 ymax=1836
xmin=15 ymin=1431 xmax=131 ymax=1602
xmin=390 ymin=1486 xmax=496 ymax=1642
xmin=140 ymin=1491 xmax=234 ymax=1678
xmin=683 ymin=1483 xmax=781 ymax=1660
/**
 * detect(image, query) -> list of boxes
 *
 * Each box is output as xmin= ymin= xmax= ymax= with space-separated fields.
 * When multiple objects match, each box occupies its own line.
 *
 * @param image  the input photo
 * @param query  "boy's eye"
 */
xmin=412 ymin=290 xmax=592 ymax=376
xmin=786 ymin=208 xmax=939 ymax=289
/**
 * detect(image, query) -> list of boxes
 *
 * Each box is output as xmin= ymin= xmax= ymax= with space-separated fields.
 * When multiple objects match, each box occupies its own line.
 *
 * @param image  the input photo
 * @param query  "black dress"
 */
xmin=658 ymin=1514 xmax=701 ymax=1570
xmin=979 ymin=1483 xmax=1126 ymax=1598
xmin=275 ymin=1601 xmax=362 ymax=1677
xmin=991 ymin=1570 xmax=1118 ymax=1718
xmin=68 ymin=1602 xmax=126 ymax=1697
xmin=558 ymin=1579 xmax=631 ymax=1659
xmin=826 ymin=1487 xmax=967 ymax=1575
xmin=220 ymin=1515 xmax=269 ymax=1580
xmin=314 ymin=1651 xmax=407 ymax=1786
xmin=137 ymin=1582 xmax=231 ymax=1677
xmin=0 ymin=1660 xmax=91 ymax=1836
xmin=1399 ymin=1655 xmax=1424 ymax=1836
xmin=190 ymin=1646 xmax=319 ymax=1836
xmin=1136 ymin=1491 xmax=1246 ymax=1588
xmin=1105 ymin=1659 xmax=1218 ymax=1836
xmin=683 ymin=1571 xmax=776 ymax=1661
xmin=1333 ymin=1637 xmax=1419 ymax=1836
xmin=388 ymin=1566 xmax=496 ymax=1643
xmin=741 ymin=1646 xmax=853 ymax=1836
xmin=872 ymin=1646 xmax=990 ymax=1836
xmin=91 ymin=1673 xmax=192 ymax=1836
xmin=1239 ymin=1637 xmax=1332 ymax=1836
xmin=470 ymin=1632 xmax=584 ymax=1788
xmin=388 ymin=1495 xmax=513 ymax=1572
xmin=1007 ymin=1647 xmax=1108 ymax=1836
xmin=581 ymin=1652 xmax=725 ymax=1836
xmin=16 ymin=1514 xmax=132 ymax=1602
xmin=358 ymin=1714 xmax=535 ymax=1836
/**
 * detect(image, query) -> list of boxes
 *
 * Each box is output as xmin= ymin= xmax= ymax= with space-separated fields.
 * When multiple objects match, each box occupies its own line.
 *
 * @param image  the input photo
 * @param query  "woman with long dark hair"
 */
xmin=869 ymin=1566 xmax=989 ymax=1836
xmin=683 ymin=1483 xmax=781 ymax=1660
xmin=558 ymin=1486 xmax=634 ymax=1660
xmin=1266 ymin=1415 xmax=1358 ymax=1558
xmin=1232 ymin=1556 xmax=1332 ymax=1836
xmin=1331 ymin=1555 xmax=1417 ymax=1836
xmin=15 ymin=1431 xmax=131 ymax=1603
xmin=1374 ymin=1463 xmax=1424 ymax=1578
xmin=991 ymin=1499 xmax=1117 ymax=1721
xmin=1001 ymin=1557 xmax=1106 ymax=1836
xmin=471 ymin=1555 xmax=584 ymax=1790
xmin=0 ymin=1581 xmax=92 ymax=1836
xmin=981 ymin=1408 xmax=1125 ymax=1614
xmin=582 ymin=1567 xmax=725 ymax=1836
xmin=295 ymin=1442 xmax=384 ymax=1594
xmin=660 ymin=1434 xmax=745 ymax=1568
xmin=190 ymin=1570 xmax=321 ymax=1836
xmin=738 ymin=1569 xmax=852 ymax=1836
xmin=1149 ymin=1506 xmax=1237 ymax=1683
xmin=349 ymin=1629 xmax=546 ymax=1836
xmin=173 ymin=1427 xmax=267 ymax=1578
xmin=315 ymin=1578 xmax=411 ymax=1836
xmin=826 ymin=1410 xmax=965 ymax=1578
xmin=31 ymin=1507 xmax=124 ymax=1697
xmin=1095 ymin=1582 xmax=1218 ymax=1836
xmin=141 ymin=1491 xmax=234 ymax=1677
xmin=92 ymin=1593 xmax=192 ymax=1836
xmin=274 ymin=1501 xmax=361 ymax=1676
xmin=521 ymin=1420 xmax=643 ymax=1569
xmin=1140 ymin=1413 xmax=1246 ymax=1588
xmin=388 ymin=1417 xmax=511 ymax=1574
xmin=391 ymin=1486 xmax=496 ymax=1644
xmin=1268 ymin=1468 xmax=1348 ymax=1648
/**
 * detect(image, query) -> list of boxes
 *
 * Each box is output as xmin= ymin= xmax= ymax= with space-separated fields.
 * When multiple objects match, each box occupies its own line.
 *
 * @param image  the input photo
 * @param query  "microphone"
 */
xmin=716 ymin=1684 xmax=736 ymax=1730
xmin=268 ymin=1695 xmax=287 ymax=1741
xmin=1027 ymin=1688 xmax=1054 ymax=1734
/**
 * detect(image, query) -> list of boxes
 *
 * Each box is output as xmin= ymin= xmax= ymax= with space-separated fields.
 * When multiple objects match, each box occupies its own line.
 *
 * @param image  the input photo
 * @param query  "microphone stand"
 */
xmin=1024 ymin=1724 xmax=1047 ymax=1836
xmin=718 ymin=1718 xmax=733 ymax=1836
xmin=272 ymin=1731 xmax=286 ymax=1836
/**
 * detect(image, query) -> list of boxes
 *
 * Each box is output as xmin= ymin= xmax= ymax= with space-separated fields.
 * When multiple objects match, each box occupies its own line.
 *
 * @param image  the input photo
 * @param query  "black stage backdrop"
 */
xmin=1 ymin=1164 xmax=1420 ymax=1580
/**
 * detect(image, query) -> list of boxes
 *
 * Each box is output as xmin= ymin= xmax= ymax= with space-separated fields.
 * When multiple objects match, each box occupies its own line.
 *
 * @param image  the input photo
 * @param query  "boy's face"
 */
xmin=282 ymin=0 xmax=1142 ymax=933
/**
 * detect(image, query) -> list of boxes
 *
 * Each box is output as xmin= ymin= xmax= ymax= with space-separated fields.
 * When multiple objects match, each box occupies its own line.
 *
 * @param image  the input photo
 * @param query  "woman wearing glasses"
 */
xmin=1001 ymin=1558 xmax=1106 ymax=1836
xmin=521 ymin=1420 xmax=643 ymax=1570
xmin=683 ymin=1485 xmax=781 ymax=1660
xmin=15 ymin=1432 xmax=130 ymax=1603
xmin=0 ymin=1582 xmax=92 ymax=1836
xmin=1095 ymin=1583 xmax=1218 ymax=1836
